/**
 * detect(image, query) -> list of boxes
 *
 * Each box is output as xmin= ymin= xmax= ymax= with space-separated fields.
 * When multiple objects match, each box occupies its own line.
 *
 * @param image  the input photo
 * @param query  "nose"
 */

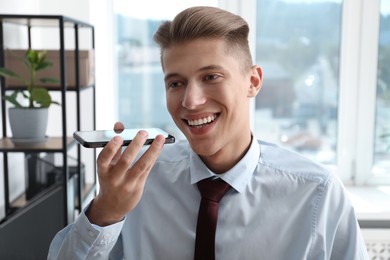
xmin=181 ymin=82 xmax=206 ymax=109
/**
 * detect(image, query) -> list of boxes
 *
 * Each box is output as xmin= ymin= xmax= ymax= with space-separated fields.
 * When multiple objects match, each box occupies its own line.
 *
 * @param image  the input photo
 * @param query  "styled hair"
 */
xmin=153 ymin=6 xmax=253 ymax=70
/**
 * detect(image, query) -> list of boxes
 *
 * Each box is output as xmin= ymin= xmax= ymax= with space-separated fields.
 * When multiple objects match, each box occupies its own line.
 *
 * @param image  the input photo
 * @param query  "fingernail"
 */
xmin=112 ymin=136 xmax=123 ymax=144
xmin=155 ymin=135 xmax=165 ymax=145
xmin=138 ymin=130 xmax=148 ymax=137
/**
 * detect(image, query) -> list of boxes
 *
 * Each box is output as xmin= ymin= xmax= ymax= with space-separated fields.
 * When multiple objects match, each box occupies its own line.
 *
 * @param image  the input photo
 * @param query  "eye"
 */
xmin=204 ymin=74 xmax=221 ymax=81
xmin=166 ymin=81 xmax=185 ymax=89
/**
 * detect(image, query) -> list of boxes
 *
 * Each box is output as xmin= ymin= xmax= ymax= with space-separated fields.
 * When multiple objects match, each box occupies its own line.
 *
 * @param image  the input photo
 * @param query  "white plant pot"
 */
xmin=8 ymin=107 xmax=49 ymax=141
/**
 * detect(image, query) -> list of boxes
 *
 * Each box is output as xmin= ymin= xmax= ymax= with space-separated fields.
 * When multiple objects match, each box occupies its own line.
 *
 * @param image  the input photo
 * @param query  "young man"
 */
xmin=48 ymin=6 xmax=369 ymax=259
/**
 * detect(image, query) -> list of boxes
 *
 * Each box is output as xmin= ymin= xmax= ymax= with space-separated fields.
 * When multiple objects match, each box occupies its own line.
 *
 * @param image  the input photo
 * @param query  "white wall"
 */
xmin=0 ymin=0 xmax=41 ymax=13
xmin=0 ymin=0 xmax=115 ymax=221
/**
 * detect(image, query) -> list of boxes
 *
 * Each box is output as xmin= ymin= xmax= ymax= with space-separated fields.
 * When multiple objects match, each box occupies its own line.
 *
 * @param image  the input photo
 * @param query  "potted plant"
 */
xmin=0 ymin=49 xmax=59 ymax=143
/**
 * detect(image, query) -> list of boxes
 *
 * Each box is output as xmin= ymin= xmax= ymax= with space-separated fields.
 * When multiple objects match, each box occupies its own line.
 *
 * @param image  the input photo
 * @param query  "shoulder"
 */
xmin=257 ymin=139 xmax=333 ymax=186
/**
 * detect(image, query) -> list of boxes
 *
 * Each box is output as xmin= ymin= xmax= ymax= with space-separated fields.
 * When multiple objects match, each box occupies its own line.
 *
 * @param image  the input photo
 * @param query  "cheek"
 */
xmin=228 ymin=84 xmax=251 ymax=113
xmin=166 ymin=93 xmax=180 ymax=115
xmin=223 ymin=83 xmax=248 ymax=103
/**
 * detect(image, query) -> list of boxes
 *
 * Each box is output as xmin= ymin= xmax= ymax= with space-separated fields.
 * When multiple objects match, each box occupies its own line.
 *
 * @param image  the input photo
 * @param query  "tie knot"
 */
xmin=197 ymin=178 xmax=231 ymax=203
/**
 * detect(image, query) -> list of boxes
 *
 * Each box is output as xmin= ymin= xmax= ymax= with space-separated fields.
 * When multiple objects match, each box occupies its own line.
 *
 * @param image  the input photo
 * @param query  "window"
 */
xmin=254 ymin=0 xmax=342 ymax=165
xmin=374 ymin=1 xmax=390 ymax=175
xmin=233 ymin=0 xmax=390 ymax=185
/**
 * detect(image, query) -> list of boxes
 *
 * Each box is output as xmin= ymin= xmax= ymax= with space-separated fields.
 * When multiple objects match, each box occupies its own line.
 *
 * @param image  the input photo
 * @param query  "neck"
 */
xmin=201 ymin=133 xmax=253 ymax=174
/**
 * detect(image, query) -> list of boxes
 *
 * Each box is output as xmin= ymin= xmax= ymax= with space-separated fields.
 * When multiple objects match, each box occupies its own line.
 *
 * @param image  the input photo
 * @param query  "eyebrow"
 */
xmin=164 ymin=73 xmax=180 ymax=82
xmin=164 ymin=64 xmax=226 ymax=82
xmin=199 ymin=65 xmax=225 ymax=72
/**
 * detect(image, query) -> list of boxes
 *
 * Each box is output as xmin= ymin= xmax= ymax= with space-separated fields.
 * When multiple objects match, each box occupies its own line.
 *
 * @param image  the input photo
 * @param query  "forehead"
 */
xmin=161 ymin=38 xmax=239 ymax=74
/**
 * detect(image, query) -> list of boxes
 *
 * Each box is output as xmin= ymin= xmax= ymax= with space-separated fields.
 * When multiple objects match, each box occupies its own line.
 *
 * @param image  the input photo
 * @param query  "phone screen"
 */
xmin=73 ymin=128 xmax=175 ymax=148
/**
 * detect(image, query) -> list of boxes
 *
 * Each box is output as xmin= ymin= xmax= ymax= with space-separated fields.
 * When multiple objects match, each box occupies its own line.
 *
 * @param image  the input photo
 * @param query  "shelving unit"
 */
xmin=0 ymin=14 xmax=96 ymax=259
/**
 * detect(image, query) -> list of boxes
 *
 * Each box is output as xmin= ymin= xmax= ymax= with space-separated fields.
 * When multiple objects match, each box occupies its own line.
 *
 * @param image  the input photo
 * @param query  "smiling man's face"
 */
xmin=162 ymin=38 xmax=262 ymax=173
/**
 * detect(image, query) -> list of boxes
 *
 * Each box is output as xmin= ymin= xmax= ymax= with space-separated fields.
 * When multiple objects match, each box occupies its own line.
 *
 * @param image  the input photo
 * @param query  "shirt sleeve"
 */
xmin=47 ymin=207 xmax=124 ymax=260
xmin=311 ymin=174 xmax=370 ymax=260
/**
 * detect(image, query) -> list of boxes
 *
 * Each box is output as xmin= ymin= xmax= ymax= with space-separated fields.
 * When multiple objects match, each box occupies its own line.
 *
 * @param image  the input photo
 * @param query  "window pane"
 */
xmin=373 ymin=1 xmax=390 ymax=174
xmin=114 ymin=1 xmax=217 ymax=139
xmin=255 ymin=0 xmax=342 ymax=164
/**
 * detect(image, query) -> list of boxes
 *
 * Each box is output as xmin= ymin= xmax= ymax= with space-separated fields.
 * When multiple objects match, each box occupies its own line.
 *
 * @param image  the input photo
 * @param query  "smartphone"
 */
xmin=73 ymin=128 xmax=175 ymax=148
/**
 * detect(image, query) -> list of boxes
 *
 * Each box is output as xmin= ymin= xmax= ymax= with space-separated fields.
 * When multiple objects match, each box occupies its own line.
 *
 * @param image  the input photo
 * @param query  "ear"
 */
xmin=247 ymin=65 xmax=263 ymax=98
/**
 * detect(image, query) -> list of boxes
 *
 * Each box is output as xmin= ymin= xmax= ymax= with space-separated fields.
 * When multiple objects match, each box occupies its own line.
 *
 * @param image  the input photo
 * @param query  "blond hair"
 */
xmin=153 ymin=6 xmax=253 ymax=70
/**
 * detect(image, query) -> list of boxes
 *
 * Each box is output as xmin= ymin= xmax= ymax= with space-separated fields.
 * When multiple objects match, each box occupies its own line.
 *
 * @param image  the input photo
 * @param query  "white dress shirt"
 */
xmin=48 ymin=137 xmax=369 ymax=260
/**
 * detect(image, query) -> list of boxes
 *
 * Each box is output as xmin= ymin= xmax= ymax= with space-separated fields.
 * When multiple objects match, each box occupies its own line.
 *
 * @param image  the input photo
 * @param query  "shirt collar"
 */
xmin=190 ymin=135 xmax=260 ymax=193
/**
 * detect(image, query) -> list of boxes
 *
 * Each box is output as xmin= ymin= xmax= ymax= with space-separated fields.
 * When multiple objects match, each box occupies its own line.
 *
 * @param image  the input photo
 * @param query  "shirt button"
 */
xmin=102 ymin=234 xmax=111 ymax=242
xmin=88 ymin=230 xmax=95 ymax=237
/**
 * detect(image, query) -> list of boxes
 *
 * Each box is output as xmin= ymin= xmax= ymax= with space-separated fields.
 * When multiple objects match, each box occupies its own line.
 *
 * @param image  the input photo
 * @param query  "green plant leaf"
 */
xmin=21 ymin=91 xmax=29 ymax=99
xmin=39 ymin=77 xmax=60 ymax=84
xmin=27 ymin=50 xmax=40 ymax=63
xmin=2 ymin=91 xmax=23 ymax=108
xmin=27 ymin=50 xmax=49 ymax=69
xmin=36 ymin=50 xmax=47 ymax=63
xmin=35 ymin=61 xmax=53 ymax=71
xmin=31 ymin=87 xmax=51 ymax=107
xmin=0 ymin=67 xmax=25 ymax=82
xmin=2 ymin=49 xmax=59 ymax=108
xmin=23 ymin=58 xmax=31 ymax=68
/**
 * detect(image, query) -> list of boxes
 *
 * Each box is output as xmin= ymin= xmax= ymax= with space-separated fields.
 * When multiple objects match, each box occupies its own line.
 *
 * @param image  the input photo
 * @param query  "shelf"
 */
xmin=0 ymin=14 xmax=93 ymax=28
xmin=1 ymin=183 xmax=62 ymax=223
xmin=3 ymin=49 xmax=95 ymax=88
xmin=0 ymin=137 xmax=76 ymax=152
xmin=4 ymin=84 xmax=95 ymax=91
xmin=10 ymin=182 xmax=85 ymax=212
xmin=0 ymin=14 xmax=96 ymax=240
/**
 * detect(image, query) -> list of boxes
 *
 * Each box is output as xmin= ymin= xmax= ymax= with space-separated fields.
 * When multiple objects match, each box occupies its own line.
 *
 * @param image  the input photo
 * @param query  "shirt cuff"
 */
xmin=73 ymin=205 xmax=125 ymax=247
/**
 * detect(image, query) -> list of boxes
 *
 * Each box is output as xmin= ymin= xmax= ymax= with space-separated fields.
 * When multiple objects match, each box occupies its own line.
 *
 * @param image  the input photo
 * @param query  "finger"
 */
xmin=110 ymin=145 xmax=123 ymax=165
xmin=114 ymin=122 xmax=125 ymax=133
xmin=111 ymin=122 xmax=125 ymax=163
xmin=126 ymin=134 xmax=165 ymax=183
xmin=114 ymin=130 xmax=149 ymax=173
xmin=97 ymin=135 xmax=124 ymax=174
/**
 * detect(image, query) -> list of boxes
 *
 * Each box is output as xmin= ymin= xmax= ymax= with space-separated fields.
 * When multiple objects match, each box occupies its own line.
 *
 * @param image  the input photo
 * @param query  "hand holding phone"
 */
xmin=87 ymin=124 xmax=166 ymax=226
xmin=73 ymin=128 xmax=175 ymax=148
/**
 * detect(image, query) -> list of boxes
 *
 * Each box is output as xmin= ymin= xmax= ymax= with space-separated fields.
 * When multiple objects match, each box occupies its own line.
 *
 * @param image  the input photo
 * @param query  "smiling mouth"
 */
xmin=186 ymin=114 xmax=218 ymax=128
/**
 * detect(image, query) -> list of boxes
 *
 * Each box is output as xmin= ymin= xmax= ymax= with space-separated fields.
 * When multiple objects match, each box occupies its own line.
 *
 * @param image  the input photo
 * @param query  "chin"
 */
xmin=188 ymin=138 xmax=219 ymax=156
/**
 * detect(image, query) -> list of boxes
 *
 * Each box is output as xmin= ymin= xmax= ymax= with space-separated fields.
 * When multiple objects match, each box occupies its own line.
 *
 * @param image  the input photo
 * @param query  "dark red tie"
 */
xmin=194 ymin=178 xmax=231 ymax=260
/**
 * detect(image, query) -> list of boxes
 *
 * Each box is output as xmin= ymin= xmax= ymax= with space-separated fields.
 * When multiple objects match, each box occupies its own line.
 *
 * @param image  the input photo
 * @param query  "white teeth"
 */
xmin=188 ymin=114 xmax=217 ymax=126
